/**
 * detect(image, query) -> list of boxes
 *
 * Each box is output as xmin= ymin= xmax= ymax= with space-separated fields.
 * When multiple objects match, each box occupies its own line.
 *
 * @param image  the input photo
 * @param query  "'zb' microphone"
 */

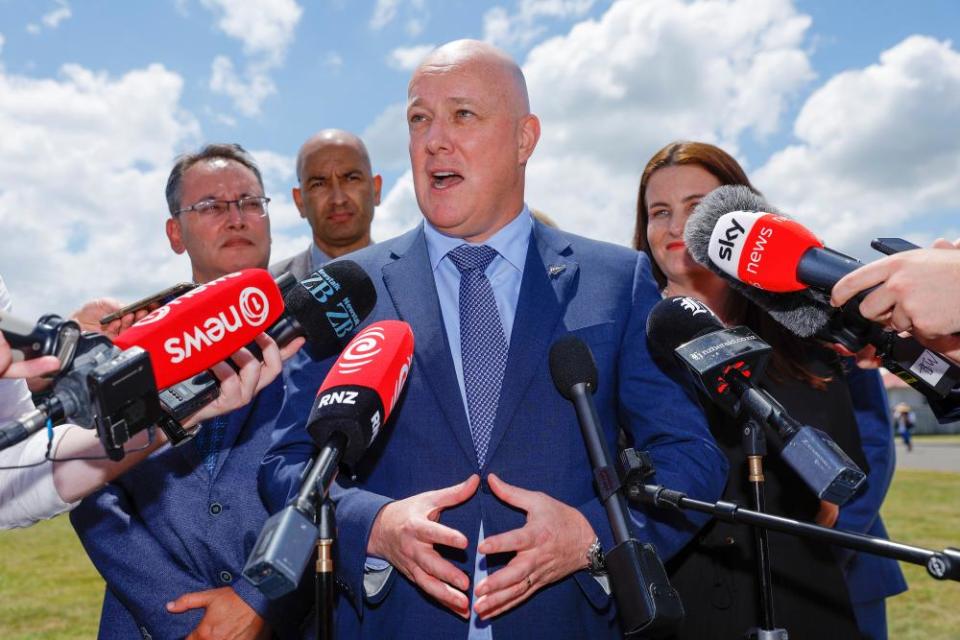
xmin=244 ymin=320 xmax=415 ymax=599
xmin=646 ymin=296 xmax=866 ymax=505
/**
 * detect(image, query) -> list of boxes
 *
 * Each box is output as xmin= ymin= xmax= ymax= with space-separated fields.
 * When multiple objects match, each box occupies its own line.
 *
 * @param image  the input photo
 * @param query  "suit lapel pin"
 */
xmin=548 ymin=264 xmax=566 ymax=278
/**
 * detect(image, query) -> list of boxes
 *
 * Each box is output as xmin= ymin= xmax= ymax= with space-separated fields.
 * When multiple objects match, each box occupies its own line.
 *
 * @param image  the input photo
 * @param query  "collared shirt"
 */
xmin=308 ymin=243 xmax=331 ymax=273
xmin=365 ymin=206 xmax=532 ymax=640
xmin=422 ymin=207 xmax=532 ymax=410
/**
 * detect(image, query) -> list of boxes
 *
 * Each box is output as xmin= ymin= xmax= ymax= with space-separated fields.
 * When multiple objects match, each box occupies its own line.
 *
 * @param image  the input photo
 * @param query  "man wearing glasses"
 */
xmin=166 ymin=144 xmax=272 ymax=283
xmin=72 ymin=144 xmax=305 ymax=640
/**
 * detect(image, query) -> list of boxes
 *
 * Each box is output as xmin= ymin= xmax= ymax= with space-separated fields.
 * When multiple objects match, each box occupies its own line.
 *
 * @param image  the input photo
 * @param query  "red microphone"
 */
xmin=706 ymin=211 xmax=864 ymax=293
xmin=114 ymin=269 xmax=285 ymax=388
xmin=241 ymin=320 xmax=415 ymax=599
xmin=307 ymin=320 xmax=415 ymax=467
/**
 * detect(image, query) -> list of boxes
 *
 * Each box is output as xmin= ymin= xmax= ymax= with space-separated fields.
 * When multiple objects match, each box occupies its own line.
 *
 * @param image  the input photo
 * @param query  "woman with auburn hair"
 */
xmin=635 ymin=141 xmax=906 ymax=639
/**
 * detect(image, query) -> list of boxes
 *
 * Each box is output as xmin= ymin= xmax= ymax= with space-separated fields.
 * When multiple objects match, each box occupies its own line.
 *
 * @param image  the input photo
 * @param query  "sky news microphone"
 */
xmin=684 ymin=185 xmax=832 ymax=338
xmin=685 ymin=185 xmax=960 ymax=419
xmin=244 ymin=320 xmax=415 ymax=599
xmin=159 ymin=261 xmax=377 ymax=422
xmin=646 ymin=296 xmax=866 ymax=505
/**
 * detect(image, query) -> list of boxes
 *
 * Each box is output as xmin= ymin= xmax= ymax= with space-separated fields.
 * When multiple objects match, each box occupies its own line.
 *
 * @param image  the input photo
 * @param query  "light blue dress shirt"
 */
xmin=423 ymin=208 xmax=531 ymax=411
xmin=365 ymin=207 xmax=532 ymax=640
xmin=425 ymin=205 xmax=531 ymax=639
xmin=309 ymin=243 xmax=331 ymax=273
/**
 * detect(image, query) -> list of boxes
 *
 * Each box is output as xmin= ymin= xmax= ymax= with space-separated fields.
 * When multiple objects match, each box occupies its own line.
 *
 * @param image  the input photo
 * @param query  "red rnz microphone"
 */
xmin=307 ymin=320 xmax=415 ymax=467
xmin=706 ymin=211 xmax=868 ymax=295
xmin=114 ymin=268 xmax=285 ymax=388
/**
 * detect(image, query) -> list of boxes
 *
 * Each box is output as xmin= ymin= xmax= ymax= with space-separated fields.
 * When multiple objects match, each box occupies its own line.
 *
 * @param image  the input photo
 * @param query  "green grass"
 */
xmin=0 ymin=516 xmax=103 ymax=638
xmin=911 ymin=434 xmax=960 ymax=445
xmin=883 ymin=469 xmax=960 ymax=640
xmin=0 ymin=469 xmax=958 ymax=638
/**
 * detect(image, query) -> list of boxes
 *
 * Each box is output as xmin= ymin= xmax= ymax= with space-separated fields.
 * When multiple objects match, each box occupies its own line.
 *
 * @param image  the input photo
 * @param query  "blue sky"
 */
xmin=0 ymin=0 xmax=958 ymax=319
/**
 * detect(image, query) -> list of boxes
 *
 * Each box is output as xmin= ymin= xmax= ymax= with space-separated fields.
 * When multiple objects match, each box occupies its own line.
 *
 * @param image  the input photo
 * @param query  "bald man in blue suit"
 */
xmin=260 ymin=39 xmax=726 ymax=640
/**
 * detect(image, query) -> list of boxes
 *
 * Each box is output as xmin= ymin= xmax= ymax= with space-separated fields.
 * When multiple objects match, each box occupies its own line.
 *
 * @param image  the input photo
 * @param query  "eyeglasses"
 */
xmin=174 ymin=196 xmax=270 ymax=219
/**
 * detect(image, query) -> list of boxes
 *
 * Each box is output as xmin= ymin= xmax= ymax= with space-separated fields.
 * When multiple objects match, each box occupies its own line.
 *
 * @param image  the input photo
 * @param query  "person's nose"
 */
xmin=330 ymin=179 xmax=347 ymax=205
xmin=668 ymin=210 xmax=687 ymax=237
xmin=424 ymin=119 xmax=453 ymax=156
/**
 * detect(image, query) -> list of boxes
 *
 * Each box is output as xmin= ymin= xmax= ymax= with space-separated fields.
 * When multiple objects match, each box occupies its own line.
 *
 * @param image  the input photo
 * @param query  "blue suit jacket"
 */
xmin=71 ymin=377 xmax=305 ymax=639
xmin=260 ymin=222 xmax=727 ymax=640
xmin=837 ymin=364 xmax=908 ymax=604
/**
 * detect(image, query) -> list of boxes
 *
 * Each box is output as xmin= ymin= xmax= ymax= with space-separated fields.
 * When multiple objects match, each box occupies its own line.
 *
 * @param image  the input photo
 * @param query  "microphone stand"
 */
xmin=567 ymin=382 xmax=684 ymax=637
xmin=739 ymin=419 xmax=785 ymax=640
xmin=315 ymin=500 xmax=336 ymax=640
xmin=621 ymin=447 xmax=960 ymax=584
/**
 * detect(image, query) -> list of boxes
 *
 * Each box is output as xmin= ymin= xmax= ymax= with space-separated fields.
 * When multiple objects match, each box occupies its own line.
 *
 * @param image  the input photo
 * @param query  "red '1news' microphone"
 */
xmin=114 ymin=268 xmax=285 ymax=389
xmin=307 ymin=320 xmax=415 ymax=468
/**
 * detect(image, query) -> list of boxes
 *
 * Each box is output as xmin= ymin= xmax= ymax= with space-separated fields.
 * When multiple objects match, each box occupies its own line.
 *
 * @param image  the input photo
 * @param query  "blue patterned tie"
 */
xmin=448 ymin=245 xmax=508 ymax=467
xmin=194 ymin=415 xmax=227 ymax=475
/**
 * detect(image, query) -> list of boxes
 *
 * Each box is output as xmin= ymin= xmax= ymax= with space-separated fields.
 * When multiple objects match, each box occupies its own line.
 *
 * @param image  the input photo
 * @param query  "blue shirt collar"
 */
xmin=309 ymin=243 xmax=331 ymax=271
xmin=423 ymin=205 xmax=533 ymax=273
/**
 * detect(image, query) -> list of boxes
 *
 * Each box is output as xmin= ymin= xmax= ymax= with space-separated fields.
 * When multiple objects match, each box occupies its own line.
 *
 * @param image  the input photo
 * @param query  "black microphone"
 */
xmin=159 ymin=260 xmax=377 ymax=425
xmin=685 ymin=185 xmax=960 ymax=421
xmin=0 ymin=311 xmax=83 ymax=368
xmin=244 ymin=320 xmax=415 ymax=599
xmin=550 ymin=336 xmax=683 ymax=637
xmin=0 ymin=322 xmax=162 ymax=459
xmin=646 ymin=296 xmax=866 ymax=505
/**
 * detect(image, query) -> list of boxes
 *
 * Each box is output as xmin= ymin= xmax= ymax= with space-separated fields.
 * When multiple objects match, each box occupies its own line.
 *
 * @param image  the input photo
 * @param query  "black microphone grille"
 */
xmin=284 ymin=260 xmax=377 ymax=353
xmin=549 ymin=335 xmax=599 ymax=400
xmin=645 ymin=296 xmax=724 ymax=364
xmin=685 ymin=185 xmax=775 ymax=268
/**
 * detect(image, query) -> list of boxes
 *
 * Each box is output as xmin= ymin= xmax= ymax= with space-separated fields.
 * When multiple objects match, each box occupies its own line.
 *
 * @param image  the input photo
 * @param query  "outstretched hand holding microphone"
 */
xmin=0 ymin=270 xmax=299 ymax=528
xmin=831 ymin=238 xmax=960 ymax=364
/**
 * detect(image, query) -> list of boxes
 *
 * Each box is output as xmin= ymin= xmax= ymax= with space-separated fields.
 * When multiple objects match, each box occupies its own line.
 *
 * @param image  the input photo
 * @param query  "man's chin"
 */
xmin=218 ymin=249 xmax=269 ymax=273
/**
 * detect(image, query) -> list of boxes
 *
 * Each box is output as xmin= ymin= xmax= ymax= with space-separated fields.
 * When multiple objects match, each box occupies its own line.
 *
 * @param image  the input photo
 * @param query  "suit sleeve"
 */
xmin=70 ymin=482 xmax=207 ymax=636
xmin=578 ymin=253 xmax=727 ymax=562
xmin=835 ymin=365 xmax=895 ymax=536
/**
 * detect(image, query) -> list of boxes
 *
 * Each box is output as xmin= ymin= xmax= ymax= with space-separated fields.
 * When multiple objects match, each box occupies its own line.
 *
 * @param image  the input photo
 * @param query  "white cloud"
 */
xmin=370 ymin=0 xmax=429 ymax=33
xmin=372 ymin=170 xmax=423 ymax=242
xmin=517 ymin=0 xmax=814 ymax=245
xmin=386 ymin=44 xmax=435 ymax=71
xmin=199 ymin=0 xmax=301 ymax=64
xmin=200 ymin=0 xmax=303 ymax=117
xmin=0 ymin=34 xmax=5 ymax=55
xmin=0 ymin=63 xmax=202 ymax=320
xmin=405 ymin=18 xmax=425 ymax=38
xmin=42 ymin=1 xmax=72 ymax=29
xmin=483 ymin=0 xmax=597 ymax=48
xmin=361 ymin=101 xmax=409 ymax=172
xmin=210 ymin=55 xmax=276 ymax=117
xmin=754 ymin=35 xmax=960 ymax=254
xmin=370 ymin=0 xmax=401 ymax=30
xmin=26 ymin=0 xmax=72 ymax=34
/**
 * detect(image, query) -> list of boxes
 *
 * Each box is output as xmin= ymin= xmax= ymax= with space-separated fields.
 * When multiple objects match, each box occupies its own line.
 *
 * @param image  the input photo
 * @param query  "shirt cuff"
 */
xmin=363 ymin=557 xmax=393 ymax=598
